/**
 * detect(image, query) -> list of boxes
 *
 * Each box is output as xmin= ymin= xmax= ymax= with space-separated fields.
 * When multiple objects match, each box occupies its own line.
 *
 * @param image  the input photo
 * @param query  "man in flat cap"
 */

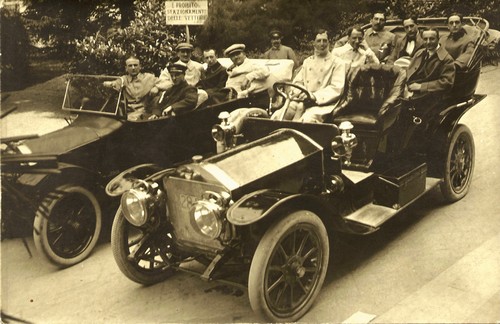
xmin=263 ymin=30 xmax=299 ymax=69
xmin=103 ymin=56 xmax=157 ymax=115
xmin=151 ymin=42 xmax=208 ymax=106
xmin=224 ymin=43 xmax=271 ymax=98
xmin=148 ymin=62 xmax=198 ymax=119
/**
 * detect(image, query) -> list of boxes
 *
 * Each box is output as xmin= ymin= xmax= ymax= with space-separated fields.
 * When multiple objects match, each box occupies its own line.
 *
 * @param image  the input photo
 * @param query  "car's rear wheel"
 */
xmin=248 ymin=210 xmax=329 ymax=322
xmin=111 ymin=209 xmax=177 ymax=285
xmin=440 ymin=124 xmax=475 ymax=203
xmin=33 ymin=184 xmax=102 ymax=267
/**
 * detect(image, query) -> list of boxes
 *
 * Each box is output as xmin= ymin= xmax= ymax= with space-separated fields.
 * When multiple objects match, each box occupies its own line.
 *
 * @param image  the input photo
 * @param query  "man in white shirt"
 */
xmin=332 ymin=25 xmax=379 ymax=69
xmin=272 ymin=29 xmax=345 ymax=123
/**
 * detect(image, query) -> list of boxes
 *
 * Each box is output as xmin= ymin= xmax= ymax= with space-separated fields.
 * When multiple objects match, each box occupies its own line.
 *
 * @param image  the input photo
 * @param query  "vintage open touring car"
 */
xmin=0 ymin=59 xmax=293 ymax=267
xmin=108 ymin=18 xmax=489 ymax=322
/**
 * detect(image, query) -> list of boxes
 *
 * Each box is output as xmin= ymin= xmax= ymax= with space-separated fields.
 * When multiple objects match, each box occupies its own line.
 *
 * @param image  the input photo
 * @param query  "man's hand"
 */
xmin=358 ymin=40 xmax=369 ymax=52
xmin=241 ymin=78 xmax=251 ymax=90
xmin=150 ymin=87 xmax=159 ymax=96
xmin=103 ymin=81 xmax=121 ymax=91
xmin=148 ymin=114 xmax=159 ymax=120
xmin=408 ymin=83 xmax=422 ymax=92
xmin=161 ymin=106 xmax=173 ymax=116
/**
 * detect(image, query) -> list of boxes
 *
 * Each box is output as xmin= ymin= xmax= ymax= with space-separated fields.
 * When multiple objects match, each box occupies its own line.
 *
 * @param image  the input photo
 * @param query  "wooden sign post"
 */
xmin=165 ymin=0 xmax=208 ymax=43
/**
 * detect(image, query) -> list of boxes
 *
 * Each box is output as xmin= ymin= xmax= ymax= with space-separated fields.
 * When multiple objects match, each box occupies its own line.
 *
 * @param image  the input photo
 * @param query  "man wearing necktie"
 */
xmin=406 ymin=27 xmax=455 ymax=97
xmin=402 ymin=27 xmax=455 ymax=148
xmin=387 ymin=16 xmax=425 ymax=65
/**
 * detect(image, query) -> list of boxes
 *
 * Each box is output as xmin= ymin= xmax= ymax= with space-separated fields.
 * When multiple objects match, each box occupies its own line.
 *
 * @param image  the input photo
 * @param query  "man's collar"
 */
xmin=448 ymin=28 xmax=466 ymax=40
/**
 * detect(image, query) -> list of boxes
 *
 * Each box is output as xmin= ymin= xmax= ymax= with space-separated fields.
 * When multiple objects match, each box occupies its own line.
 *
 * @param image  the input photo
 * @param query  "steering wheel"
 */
xmin=273 ymin=82 xmax=314 ymax=103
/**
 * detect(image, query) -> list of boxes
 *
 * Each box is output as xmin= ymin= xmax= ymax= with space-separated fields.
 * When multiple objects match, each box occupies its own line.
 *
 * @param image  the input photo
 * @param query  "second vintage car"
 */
xmin=1 ymin=58 xmax=293 ymax=268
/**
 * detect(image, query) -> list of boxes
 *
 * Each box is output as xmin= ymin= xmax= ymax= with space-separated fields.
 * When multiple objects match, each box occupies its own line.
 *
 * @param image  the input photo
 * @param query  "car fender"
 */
xmin=427 ymin=94 xmax=486 ymax=177
xmin=17 ymin=162 xmax=102 ymax=188
xmin=226 ymin=189 xmax=334 ymax=226
xmin=105 ymin=163 xmax=165 ymax=197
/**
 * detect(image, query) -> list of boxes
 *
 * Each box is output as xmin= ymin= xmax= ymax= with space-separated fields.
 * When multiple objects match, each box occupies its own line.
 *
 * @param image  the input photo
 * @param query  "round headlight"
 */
xmin=121 ymin=189 xmax=149 ymax=226
xmin=192 ymin=201 xmax=222 ymax=239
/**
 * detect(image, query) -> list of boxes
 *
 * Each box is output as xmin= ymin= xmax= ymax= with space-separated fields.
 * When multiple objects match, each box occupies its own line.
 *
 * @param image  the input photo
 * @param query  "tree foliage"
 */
xmin=71 ymin=1 xmax=185 ymax=75
xmin=1 ymin=8 xmax=30 ymax=90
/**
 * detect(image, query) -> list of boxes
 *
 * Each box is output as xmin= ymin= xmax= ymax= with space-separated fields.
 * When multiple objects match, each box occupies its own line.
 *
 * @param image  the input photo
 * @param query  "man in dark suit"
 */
xmin=387 ymin=16 xmax=425 ymax=66
xmin=149 ymin=62 xmax=198 ymax=119
xmin=402 ymin=27 xmax=455 ymax=149
xmin=406 ymin=27 xmax=455 ymax=97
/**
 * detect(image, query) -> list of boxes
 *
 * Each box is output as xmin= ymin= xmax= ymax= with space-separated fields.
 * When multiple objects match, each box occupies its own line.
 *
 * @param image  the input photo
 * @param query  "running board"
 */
xmin=344 ymin=177 xmax=442 ymax=228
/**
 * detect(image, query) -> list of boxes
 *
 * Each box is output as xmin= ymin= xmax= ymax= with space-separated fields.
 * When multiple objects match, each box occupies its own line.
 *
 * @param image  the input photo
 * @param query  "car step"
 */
xmin=344 ymin=177 xmax=442 ymax=228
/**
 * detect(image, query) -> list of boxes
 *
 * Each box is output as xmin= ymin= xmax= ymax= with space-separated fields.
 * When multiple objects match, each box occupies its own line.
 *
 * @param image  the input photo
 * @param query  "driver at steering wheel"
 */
xmin=271 ymin=29 xmax=345 ymax=123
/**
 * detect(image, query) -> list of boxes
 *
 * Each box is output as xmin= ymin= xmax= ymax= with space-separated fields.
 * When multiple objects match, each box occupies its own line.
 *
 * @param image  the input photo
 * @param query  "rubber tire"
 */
xmin=248 ymin=210 xmax=329 ymax=322
xmin=440 ymin=124 xmax=475 ymax=203
xmin=33 ymin=184 xmax=102 ymax=267
xmin=111 ymin=209 xmax=176 ymax=285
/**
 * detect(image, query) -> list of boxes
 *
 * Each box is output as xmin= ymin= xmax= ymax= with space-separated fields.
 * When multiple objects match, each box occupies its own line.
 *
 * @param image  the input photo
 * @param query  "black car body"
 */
xmin=1 ymin=61 xmax=292 ymax=267
xmin=109 ymin=18 xmax=489 ymax=322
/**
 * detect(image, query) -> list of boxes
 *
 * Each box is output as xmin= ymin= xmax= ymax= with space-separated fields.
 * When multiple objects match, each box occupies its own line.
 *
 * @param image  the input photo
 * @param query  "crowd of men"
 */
xmin=103 ymin=11 xmax=478 ymax=123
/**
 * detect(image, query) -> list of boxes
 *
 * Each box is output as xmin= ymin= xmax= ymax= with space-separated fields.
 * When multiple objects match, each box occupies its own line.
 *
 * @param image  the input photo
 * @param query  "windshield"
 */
xmin=62 ymin=75 xmax=124 ymax=116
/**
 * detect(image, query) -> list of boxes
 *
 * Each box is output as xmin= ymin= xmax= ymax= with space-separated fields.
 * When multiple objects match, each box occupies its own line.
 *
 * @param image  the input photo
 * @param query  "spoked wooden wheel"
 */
xmin=248 ymin=210 xmax=329 ymax=322
xmin=111 ymin=209 xmax=178 ymax=285
xmin=33 ymin=184 xmax=101 ymax=267
xmin=440 ymin=124 xmax=475 ymax=203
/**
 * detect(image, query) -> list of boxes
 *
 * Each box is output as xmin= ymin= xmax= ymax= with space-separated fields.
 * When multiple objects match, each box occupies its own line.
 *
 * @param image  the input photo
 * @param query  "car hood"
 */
xmin=175 ymin=129 xmax=324 ymax=198
xmin=23 ymin=114 xmax=123 ymax=155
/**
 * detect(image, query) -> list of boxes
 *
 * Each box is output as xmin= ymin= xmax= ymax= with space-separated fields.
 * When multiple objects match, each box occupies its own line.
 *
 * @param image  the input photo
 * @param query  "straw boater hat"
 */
xmin=224 ymin=44 xmax=246 ymax=56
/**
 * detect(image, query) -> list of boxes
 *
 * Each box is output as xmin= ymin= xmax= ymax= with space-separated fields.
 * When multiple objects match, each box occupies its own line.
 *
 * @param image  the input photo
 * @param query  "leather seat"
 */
xmin=332 ymin=64 xmax=406 ymax=132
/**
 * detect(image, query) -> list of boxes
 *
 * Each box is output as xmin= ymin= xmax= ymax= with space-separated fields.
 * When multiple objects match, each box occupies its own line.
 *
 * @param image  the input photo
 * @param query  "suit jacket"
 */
xmin=199 ymin=61 xmax=227 ymax=91
xmin=387 ymin=32 xmax=425 ymax=65
xmin=364 ymin=27 xmax=397 ymax=61
xmin=439 ymin=28 xmax=475 ymax=70
xmin=407 ymin=46 xmax=455 ymax=94
xmin=152 ymin=80 xmax=198 ymax=116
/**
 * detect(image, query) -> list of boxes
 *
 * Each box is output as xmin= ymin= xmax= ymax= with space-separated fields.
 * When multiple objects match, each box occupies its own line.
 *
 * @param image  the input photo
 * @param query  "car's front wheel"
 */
xmin=440 ymin=124 xmax=475 ymax=203
xmin=33 ymin=184 xmax=102 ymax=267
xmin=111 ymin=209 xmax=177 ymax=285
xmin=248 ymin=210 xmax=329 ymax=322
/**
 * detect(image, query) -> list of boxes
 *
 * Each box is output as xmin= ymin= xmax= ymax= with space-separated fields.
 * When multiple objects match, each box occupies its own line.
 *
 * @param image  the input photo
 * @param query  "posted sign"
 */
xmin=165 ymin=1 xmax=208 ymax=25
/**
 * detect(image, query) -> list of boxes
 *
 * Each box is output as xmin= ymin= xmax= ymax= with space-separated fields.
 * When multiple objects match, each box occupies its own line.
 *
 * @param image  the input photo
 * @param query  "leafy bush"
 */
xmin=71 ymin=1 xmax=185 ymax=76
xmin=1 ymin=8 xmax=30 ymax=91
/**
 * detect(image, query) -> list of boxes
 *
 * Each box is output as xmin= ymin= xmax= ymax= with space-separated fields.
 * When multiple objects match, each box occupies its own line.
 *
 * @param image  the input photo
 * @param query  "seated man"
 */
xmin=272 ymin=29 xmax=345 ymax=123
xmin=148 ymin=62 xmax=198 ymax=119
xmin=198 ymin=48 xmax=228 ymax=102
xmin=386 ymin=16 xmax=425 ymax=66
xmin=332 ymin=25 xmax=380 ymax=69
xmin=103 ymin=56 xmax=157 ymax=113
xmin=364 ymin=11 xmax=397 ymax=62
xmin=224 ymin=43 xmax=271 ymax=98
xmin=151 ymin=42 xmax=208 ymax=106
xmin=440 ymin=13 xmax=476 ymax=71
xmin=403 ymin=27 xmax=455 ymax=148
xmin=406 ymin=28 xmax=455 ymax=100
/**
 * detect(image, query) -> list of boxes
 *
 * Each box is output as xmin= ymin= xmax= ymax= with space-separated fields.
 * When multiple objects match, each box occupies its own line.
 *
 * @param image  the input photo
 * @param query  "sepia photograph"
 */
xmin=1 ymin=0 xmax=499 ymax=322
